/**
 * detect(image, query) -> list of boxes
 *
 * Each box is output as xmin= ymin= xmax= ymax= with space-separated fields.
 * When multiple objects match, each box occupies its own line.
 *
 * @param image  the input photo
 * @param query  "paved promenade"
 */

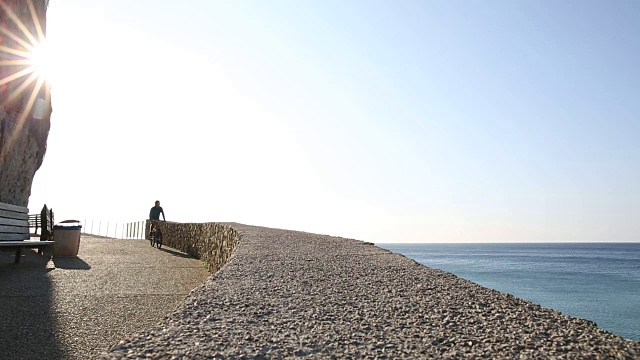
xmin=0 ymin=235 xmax=210 ymax=360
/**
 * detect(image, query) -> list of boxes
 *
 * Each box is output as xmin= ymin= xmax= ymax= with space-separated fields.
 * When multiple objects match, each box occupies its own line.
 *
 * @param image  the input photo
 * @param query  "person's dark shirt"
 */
xmin=149 ymin=206 xmax=164 ymax=220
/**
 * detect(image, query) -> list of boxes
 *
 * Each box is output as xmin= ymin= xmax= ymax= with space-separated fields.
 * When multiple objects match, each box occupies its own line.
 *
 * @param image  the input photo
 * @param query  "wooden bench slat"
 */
xmin=0 ymin=224 xmax=29 ymax=233
xmin=0 ymin=217 xmax=29 ymax=227
xmin=0 ymin=202 xmax=28 ymax=213
xmin=0 ymin=234 xmax=30 ymax=240
xmin=0 ymin=234 xmax=31 ymax=241
xmin=0 ymin=208 xmax=28 ymax=220
xmin=0 ymin=240 xmax=54 ymax=246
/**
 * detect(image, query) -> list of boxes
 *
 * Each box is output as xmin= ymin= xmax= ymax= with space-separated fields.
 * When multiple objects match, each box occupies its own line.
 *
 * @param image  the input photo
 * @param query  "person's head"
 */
xmin=155 ymin=200 xmax=160 ymax=207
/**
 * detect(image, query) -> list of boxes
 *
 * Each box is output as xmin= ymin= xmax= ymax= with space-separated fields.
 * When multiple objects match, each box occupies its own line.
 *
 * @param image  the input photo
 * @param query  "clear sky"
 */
xmin=25 ymin=0 xmax=640 ymax=243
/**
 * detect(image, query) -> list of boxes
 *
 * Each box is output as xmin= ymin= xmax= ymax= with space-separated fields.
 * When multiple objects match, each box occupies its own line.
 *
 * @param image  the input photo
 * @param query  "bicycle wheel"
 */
xmin=155 ymin=232 xmax=162 ymax=249
xmin=149 ymin=229 xmax=155 ymax=247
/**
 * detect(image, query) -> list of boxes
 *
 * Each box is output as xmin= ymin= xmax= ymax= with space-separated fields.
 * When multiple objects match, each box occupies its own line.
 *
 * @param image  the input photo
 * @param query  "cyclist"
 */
xmin=149 ymin=200 xmax=165 ymax=222
xmin=148 ymin=200 xmax=165 ymax=239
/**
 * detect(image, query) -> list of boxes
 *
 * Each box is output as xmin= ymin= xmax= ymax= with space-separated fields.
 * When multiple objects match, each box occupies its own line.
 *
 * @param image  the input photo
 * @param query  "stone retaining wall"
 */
xmin=147 ymin=221 xmax=240 ymax=273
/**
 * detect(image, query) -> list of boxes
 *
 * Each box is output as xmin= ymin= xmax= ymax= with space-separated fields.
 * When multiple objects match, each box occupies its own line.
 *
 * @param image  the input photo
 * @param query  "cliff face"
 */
xmin=0 ymin=0 xmax=51 ymax=207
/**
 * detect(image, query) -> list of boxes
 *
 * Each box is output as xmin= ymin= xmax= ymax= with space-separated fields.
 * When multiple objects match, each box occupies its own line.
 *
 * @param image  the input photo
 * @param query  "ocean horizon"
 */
xmin=377 ymin=242 xmax=640 ymax=341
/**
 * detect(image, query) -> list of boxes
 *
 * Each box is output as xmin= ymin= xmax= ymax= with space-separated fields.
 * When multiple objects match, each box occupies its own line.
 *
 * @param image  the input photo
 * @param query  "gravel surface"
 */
xmin=102 ymin=224 xmax=640 ymax=359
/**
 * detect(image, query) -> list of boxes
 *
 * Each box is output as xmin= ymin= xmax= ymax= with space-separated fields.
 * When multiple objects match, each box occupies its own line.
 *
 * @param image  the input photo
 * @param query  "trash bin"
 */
xmin=53 ymin=220 xmax=82 ymax=257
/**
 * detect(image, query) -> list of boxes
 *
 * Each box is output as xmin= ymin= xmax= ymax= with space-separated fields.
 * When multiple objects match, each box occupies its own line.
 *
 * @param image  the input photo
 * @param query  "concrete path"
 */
xmin=0 ymin=235 xmax=210 ymax=360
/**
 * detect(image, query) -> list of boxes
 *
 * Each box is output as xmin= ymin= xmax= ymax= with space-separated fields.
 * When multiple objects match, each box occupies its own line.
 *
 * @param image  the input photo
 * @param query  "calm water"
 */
xmin=377 ymin=242 xmax=640 ymax=340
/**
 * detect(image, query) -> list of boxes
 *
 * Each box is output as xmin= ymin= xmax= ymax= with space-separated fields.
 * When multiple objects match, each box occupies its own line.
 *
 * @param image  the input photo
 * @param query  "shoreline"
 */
xmin=379 ymin=241 xmax=640 ymax=341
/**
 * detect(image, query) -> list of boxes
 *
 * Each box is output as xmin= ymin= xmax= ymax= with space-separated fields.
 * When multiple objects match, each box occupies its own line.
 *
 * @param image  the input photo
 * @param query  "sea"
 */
xmin=377 ymin=242 xmax=640 ymax=341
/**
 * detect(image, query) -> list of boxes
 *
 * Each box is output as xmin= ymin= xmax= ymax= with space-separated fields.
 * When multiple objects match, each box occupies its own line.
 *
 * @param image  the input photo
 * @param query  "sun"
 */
xmin=26 ymin=41 xmax=52 ymax=80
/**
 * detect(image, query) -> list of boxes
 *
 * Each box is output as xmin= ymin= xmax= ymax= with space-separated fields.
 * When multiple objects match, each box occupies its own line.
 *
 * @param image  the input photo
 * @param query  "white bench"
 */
xmin=0 ymin=202 xmax=54 ymax=263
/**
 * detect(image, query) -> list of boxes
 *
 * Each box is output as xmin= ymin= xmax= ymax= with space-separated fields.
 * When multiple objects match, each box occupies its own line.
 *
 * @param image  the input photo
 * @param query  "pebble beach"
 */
xmin=102 ymin=224 xmax=640 ymax=359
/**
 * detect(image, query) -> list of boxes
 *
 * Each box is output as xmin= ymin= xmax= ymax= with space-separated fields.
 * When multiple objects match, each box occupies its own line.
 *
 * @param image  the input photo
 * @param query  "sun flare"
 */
xmin=1 ymin=0 xmax=51 ymax=154
xmin=0 ymin=0 xmax=49 ymax=94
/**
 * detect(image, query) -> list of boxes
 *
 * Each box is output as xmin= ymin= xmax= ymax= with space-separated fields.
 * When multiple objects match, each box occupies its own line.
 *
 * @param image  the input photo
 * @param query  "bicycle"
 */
xmin=149 ymin=220 xmax=163 ymax=249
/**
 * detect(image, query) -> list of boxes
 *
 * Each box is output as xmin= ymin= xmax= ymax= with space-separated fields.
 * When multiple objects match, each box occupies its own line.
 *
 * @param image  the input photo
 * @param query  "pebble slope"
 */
xmin=102 ymin=225 xmax=640 ymax=359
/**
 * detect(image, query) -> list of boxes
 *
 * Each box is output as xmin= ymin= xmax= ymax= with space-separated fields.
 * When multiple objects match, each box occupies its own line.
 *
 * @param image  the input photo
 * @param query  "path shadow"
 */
xmin=0 ymin=249 xmax=66 ymax=359
xmin=159 ymin=247 xmax=195 ymax=259
xmin=52 ymin=256 xmax=91 ymax=270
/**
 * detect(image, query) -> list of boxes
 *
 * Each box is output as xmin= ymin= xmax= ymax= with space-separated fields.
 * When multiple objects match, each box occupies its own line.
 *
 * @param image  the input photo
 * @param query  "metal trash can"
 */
xmin=53 ymin=220 xmax=82 ymax=257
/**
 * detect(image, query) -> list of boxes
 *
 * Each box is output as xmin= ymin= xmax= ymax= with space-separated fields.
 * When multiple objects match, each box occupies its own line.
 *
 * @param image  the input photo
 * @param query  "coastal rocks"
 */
xmin=0 ymin=109 xmax=50 ymax=205
xmin=102 ymin=225 xmax=640 ymax=359
xmin=0 ymin=0 xmax=51 ymax=207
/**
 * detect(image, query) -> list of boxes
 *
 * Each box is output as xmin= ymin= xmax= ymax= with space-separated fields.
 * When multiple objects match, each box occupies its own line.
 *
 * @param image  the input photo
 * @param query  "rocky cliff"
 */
xmin=0 ymin=0 xmax=51 ymax=207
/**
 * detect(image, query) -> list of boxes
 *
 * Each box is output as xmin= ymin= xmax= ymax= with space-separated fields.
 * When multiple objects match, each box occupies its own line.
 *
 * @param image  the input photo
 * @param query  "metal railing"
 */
xmin=81 ymin=220 xmax=147 ymax=239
